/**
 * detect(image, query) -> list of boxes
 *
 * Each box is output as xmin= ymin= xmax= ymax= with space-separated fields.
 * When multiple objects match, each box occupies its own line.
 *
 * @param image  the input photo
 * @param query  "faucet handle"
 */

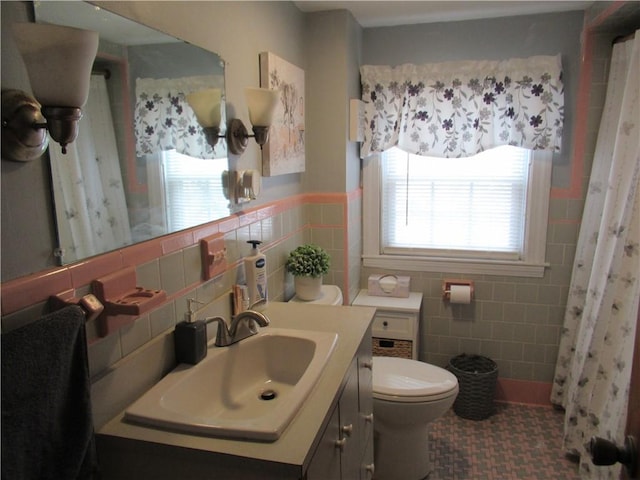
xmin=204 ymin=316 xmax=231 ymax=347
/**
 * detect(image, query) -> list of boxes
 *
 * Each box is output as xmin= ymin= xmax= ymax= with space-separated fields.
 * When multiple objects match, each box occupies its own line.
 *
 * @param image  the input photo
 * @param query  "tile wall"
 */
xmin=1 ymin=193 xmax=353 ymax=426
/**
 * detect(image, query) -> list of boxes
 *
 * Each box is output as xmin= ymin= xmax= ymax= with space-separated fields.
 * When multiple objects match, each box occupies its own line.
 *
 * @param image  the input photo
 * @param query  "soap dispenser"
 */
xmin=174 ymin=299 xmax=208 ymax=365
xmin=244 ymin=240 xmax=267 ymax=308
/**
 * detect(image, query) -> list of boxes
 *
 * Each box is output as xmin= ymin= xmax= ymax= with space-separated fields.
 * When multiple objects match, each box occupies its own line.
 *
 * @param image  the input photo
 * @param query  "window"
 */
xmin=161 ymin=150 xmax=228 ymax=231
xmin=362 ymin=146 xmax=552 ymax=277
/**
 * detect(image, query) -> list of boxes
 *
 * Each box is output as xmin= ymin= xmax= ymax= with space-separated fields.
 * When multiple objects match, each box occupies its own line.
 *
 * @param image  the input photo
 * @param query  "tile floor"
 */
xmin=428 ymin=403 xmax=581 ymax=479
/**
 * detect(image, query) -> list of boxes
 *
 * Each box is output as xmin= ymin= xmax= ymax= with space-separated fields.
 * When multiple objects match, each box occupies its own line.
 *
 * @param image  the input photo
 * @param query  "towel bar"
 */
xmin=50 ymin=291 xmax=104 ymax=322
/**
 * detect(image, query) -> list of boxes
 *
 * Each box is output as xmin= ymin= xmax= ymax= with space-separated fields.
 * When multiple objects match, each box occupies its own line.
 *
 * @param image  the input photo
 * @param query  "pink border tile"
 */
xmin=68 ymin=251 xmax=124 ymax=288
xmin=217 ymin=215 xmax=240 ymax=233
xmin=161 ymin=231 xmax=195 ymax=255
xmin=1 ymin=268 xmax=72 ymax=315
xmin=193 ymin=223 xmax=220 ymax=242
xmin=121 ymin=238 xmax=163 ymax=267
xmin=496 ymin=378 xmax=553 ymax=406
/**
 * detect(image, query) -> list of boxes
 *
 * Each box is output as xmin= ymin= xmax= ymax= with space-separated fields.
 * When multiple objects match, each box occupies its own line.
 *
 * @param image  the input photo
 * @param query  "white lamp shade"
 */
xmin=245 ymin=88 xmax=280 ymax=127
xmin=186 ymin=88 xmax=222 ymax=127
xmin=11 ymin=23 xmax=99 ymax=107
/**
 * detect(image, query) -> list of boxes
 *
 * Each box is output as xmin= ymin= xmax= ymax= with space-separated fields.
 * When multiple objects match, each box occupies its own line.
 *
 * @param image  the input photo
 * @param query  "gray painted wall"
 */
xmin=303 ymin=9 xmax=362 ymax=193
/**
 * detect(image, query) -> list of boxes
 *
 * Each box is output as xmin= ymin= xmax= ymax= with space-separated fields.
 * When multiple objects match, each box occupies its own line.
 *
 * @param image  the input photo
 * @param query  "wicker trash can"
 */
xmin=447 ymin=354 xmax=498 ymax=420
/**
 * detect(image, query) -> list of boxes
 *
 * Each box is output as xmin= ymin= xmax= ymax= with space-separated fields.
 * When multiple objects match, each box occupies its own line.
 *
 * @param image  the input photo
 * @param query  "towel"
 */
xmin=1 ymin=305 xmax=97 ymax=480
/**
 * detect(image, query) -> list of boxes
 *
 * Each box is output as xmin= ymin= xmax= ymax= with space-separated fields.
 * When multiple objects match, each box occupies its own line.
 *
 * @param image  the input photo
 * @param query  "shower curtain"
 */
xmin=551 ymin=32 xmax=639 ymax=479
xmin=49 ymin=74 xmax=131 ymax=263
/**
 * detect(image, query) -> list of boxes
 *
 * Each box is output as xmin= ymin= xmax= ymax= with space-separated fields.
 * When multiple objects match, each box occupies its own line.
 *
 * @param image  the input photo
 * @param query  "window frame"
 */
xmin=362 ymin=149 xmax=552 ymax=277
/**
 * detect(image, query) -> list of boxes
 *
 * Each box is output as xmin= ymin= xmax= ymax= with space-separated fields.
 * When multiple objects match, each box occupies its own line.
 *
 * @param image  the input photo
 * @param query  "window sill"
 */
xmin=362 ymin=254 xmax=548 ymax=278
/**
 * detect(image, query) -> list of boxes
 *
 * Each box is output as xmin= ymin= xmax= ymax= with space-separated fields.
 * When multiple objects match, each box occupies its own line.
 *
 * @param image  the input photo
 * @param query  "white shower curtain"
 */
xmin=49 ymin=74 xmax=132 ymax=263
xmin=551 ymin=32 xmax=639 ymax=479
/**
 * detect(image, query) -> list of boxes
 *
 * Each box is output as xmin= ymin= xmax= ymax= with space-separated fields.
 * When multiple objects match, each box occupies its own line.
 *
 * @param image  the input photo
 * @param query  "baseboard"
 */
xmin=495 ymin=378 xmax=553 ymax=406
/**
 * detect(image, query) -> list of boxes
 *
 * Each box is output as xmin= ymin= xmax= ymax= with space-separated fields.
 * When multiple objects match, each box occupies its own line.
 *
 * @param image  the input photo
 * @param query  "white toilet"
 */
xmin=288 ymin=284 xmax=343 ymax=305
xmin=293 ymin=286 xmax=457 ymax=479
xmin=373 ymin=356 xmax=459 ymax=480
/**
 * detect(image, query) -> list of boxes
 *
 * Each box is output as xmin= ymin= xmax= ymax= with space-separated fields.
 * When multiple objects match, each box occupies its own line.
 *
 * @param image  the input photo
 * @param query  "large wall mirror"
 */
xmin=34 ymin=1 xmax=229 ymax=265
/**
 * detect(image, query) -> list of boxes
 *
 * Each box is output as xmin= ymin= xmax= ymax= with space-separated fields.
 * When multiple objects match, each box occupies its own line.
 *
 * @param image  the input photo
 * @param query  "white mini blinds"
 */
xmin=381 ymin=146 xmax=529 ymax=260
xmin=361 ymin=145 xmax=551 ymax=277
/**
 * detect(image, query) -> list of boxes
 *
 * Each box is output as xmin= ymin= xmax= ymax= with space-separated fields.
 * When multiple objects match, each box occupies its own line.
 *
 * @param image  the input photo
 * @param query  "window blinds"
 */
xmin=381 ymin=146 xmax=530 ymax=260
xmin=161 ymin=150 xmax=227 ymax=232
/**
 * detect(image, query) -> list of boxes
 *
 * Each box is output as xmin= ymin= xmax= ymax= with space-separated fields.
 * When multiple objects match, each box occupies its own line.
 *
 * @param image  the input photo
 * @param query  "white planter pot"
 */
xmin=294 ymin=276 xmax=323 ymax=301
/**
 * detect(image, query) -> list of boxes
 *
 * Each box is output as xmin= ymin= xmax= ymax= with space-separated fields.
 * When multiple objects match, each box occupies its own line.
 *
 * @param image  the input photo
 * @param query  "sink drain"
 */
xmin=260 ymin=389 xmax=277 ymax=401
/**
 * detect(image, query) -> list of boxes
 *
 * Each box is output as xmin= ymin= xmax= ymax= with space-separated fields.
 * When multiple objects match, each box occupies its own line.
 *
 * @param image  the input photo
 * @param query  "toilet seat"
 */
xmin=373 ymin=356 xmax=458 ymax=403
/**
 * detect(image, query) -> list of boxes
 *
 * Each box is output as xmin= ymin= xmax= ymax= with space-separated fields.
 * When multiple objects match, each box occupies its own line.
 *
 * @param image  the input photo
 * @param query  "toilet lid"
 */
xmin=289 ymin=285 xmax=343 ymax=305
xmin=373 ymin=356 xmax=458 ymax=403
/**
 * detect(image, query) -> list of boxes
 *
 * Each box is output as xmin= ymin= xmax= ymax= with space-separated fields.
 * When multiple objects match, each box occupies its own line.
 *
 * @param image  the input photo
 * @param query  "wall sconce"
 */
xmin=186 ymin=88 xmax=223 ymax=148
xmin=228 ymin=88 xmax=279 ymax=155
xmin=187 ymin=87 xmax=279 ymax=156
xmin=2 ymin=23 xmax=98 ymax=162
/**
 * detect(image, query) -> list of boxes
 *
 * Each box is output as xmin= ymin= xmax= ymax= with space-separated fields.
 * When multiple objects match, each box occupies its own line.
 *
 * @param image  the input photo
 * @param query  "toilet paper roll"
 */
xmin=450 ymin=285 xmax=472 ymax=304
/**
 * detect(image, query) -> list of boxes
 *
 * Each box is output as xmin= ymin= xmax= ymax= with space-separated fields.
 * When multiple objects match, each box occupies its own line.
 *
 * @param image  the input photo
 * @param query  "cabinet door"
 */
xmin=306 ymin=404 xmax=341 ymax=480
xmin=306 ymin=335 xmax=374 ymax=480
xmin=339 ymin=358 xmax=361 ymax=480
xmin=357 ymin=329 xmax=374 ymax=452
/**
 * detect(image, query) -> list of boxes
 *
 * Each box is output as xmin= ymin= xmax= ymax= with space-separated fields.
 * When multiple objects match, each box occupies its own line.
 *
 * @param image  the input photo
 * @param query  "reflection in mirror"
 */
xmin=33 ymin=1 xmax=229 ymax=265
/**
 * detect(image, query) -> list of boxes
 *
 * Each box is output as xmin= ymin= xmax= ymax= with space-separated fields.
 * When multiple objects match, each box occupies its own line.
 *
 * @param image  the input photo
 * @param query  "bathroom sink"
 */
xmin=124 ymin=327 xmax=338 ymax=441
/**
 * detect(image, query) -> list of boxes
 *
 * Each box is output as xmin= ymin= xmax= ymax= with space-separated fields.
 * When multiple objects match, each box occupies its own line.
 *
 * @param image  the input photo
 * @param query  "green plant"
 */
xmin=285 ymin=244 xmax=330 ymax=278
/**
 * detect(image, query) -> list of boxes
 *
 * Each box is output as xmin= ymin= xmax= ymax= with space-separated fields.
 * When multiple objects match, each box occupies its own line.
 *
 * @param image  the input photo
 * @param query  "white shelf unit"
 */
xmin=352 ymin=289 xmax=423 ymax=360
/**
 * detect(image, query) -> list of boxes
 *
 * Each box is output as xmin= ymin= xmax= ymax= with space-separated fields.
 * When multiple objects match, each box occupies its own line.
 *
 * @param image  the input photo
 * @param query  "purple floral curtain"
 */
xmin=134 ymin=75 xmax=225 ymax=159
xmin=360 ymin=55 xmax=564 ymax=158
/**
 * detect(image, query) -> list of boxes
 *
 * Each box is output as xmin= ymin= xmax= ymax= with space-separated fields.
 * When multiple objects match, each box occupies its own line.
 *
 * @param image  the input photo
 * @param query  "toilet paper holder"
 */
xmin=442 ymin=279 xmax=474 ymax=302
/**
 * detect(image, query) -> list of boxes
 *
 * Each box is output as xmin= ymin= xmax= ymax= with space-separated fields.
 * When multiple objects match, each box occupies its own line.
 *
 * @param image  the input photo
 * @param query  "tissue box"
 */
xmin=367 ymin=274 xmax=410 ymax=298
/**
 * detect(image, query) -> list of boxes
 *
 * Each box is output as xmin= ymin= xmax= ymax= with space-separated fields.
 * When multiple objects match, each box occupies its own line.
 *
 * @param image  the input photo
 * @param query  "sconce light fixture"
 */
xmin=186 ymin=88 xmax=223 ymax=148
xmin=2 ymin=23 xmax=98 ymax=162
xmin=187 ymin=87 xmax=279 ymax=156
xmin=227 ymin=87 xmax=279 ymax=155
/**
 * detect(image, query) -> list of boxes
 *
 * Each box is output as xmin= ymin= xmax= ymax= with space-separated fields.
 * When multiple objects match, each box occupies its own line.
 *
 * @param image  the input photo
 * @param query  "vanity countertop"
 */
xmin=97 ymin=301 xmax=375 ymax=469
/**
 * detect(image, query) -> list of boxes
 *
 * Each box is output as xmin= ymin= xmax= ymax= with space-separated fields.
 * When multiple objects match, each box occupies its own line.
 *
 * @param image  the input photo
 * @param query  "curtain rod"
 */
xmin=612 ymin=32 xmax=635 ymax=45
xmin=92 ymin=68 xmax=111 ymax=80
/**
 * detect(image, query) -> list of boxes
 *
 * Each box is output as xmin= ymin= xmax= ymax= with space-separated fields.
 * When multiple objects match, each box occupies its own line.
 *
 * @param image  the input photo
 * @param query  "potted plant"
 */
xmin=286 ymin=244 xmax=331 ymax=301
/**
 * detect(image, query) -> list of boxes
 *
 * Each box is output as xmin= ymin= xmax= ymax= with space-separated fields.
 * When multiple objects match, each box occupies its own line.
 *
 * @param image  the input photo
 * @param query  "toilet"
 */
xmin=373 ymin=356 xmax=459 ymax=480
xmin=288 ymin=284 xmax=343 ymax=305
xmin=293 ymin=285 xmax=457 ymax=479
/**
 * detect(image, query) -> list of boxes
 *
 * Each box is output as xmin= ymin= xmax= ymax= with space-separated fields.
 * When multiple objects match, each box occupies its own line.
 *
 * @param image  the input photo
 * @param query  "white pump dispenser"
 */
xmin=244 ymin=240 xmax=267 ymax=308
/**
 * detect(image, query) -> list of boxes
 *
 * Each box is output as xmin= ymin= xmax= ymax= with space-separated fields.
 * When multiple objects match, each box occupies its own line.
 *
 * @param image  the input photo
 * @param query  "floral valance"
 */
xmin=360 ymin=55 xmax=564 ymax=158
xmin=134 ymin=75 xmax=226 ymax=159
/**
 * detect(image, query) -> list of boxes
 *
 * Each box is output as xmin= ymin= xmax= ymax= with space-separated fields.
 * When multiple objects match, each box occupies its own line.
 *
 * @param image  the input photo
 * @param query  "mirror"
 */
xmin=33 ymin=1 xmax=229 ymax=265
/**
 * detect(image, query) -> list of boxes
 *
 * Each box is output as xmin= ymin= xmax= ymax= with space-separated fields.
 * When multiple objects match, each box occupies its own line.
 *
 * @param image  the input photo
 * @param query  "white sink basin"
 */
xmin=124 ymin=327 xmax=338 ymax=441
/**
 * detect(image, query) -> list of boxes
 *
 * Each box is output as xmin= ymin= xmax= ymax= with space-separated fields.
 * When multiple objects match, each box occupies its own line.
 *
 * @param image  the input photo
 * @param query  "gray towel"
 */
xmin=1 ymin=305 xmax=97 ymax=480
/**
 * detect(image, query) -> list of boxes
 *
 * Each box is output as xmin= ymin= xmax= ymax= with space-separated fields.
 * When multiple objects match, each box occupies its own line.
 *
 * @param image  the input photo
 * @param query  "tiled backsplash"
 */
xmin=0 ymin=193 xmax=356 ymax=383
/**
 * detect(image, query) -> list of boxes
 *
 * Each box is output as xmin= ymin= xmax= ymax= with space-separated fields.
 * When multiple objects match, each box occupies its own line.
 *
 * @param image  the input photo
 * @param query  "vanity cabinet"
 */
xmin=306 ymin=328 xmax=374 ymax=480
xmin=95 ymin=303 xmax=375 ymax=480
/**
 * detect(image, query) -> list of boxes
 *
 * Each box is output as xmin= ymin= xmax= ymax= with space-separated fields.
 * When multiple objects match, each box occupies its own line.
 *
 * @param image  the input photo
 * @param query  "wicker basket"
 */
xmin=447 ymin=354 xmax=498 ymax=420
xmin=372 ymin=337 xmax=413 ymax=359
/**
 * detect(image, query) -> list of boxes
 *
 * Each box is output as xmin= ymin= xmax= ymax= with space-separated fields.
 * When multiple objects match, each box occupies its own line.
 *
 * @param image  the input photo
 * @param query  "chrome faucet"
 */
xmin=205 ymin=310 xmax=270 ymax=347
